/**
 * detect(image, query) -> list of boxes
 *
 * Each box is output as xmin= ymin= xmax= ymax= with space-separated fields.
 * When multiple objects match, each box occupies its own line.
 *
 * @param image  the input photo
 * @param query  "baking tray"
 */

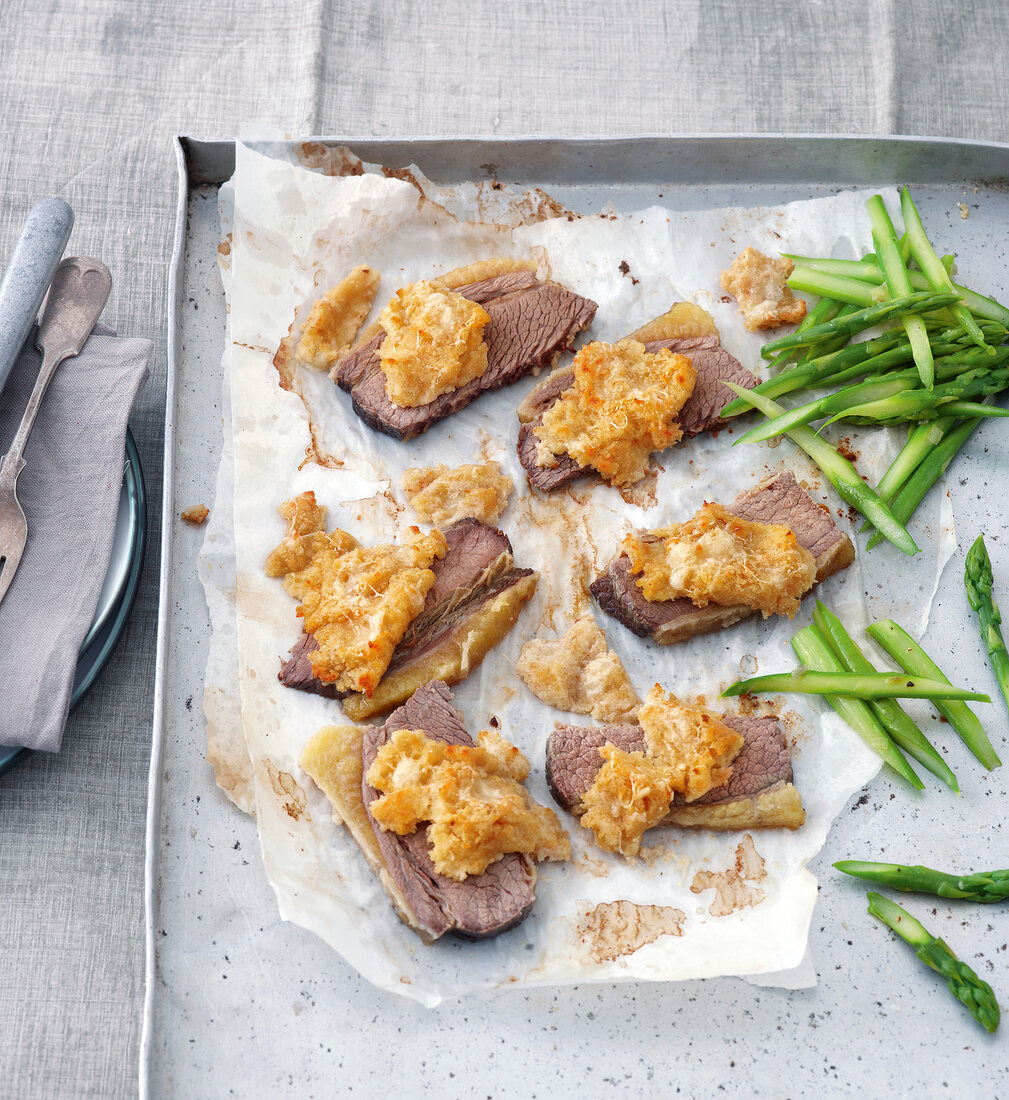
xmin=144 ymin=135 xmax=1009 ymax=1098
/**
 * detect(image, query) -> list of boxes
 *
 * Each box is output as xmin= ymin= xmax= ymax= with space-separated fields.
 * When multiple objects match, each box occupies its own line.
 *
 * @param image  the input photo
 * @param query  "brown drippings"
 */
xmin=690 ymin=834 xmax=766 ymax=917
xmin=260 ymin=758 xmax=311 ymax=822
xmin=296 ymin=142 xmax=365 ymax=177
xmin=573 ymin=900 xmax=685 ymax=963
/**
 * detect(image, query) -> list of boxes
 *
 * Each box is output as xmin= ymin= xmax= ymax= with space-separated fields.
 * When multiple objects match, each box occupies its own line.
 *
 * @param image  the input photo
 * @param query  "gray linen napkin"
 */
xmin=0 ymin=325 xmax=150 ymax=750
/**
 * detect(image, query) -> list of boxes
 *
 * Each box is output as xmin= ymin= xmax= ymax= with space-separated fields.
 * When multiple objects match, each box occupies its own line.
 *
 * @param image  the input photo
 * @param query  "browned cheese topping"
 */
xmin=579 ymin=686 xmax=744 ymax=857
xmin=296 ymin=265 xmax=381 ymax=370
xmin=622 ymin=502 xmax=817 ymax=618
xmin=624 ymin=300 xmax=719 ymax=343
xmin=533 ymin=338 xmax=697 ymax=487
xmin=401 ymin=461 xmax=513 ymax=526
xmin=180 ymin=504 xmax=210 ymax=525
xmin=517 ymin=616 xmax=640 ymax=724
xmin=719 ymin=247 xmax=806 ymax=331
xmin=377 ymin=280 xmax=490 ymax=407
xmin=265 ymin=491 xmax=446 ymax=695
xmin=367 ymin=727 xmax=571 ymax=880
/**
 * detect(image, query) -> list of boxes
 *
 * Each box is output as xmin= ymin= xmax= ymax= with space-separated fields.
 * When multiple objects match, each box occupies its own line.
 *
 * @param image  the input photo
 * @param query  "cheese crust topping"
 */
xmin=296 ymin=265 xmax=381 ymax=371
xmin=719 ymin=247 xmax=807 ymax=331
xmin=533 ymin=338 xmax=696 ymax=487
xmin=367 ymin=727 xmax=571 ymax=880
xmin=378 ymin=280 xmax=490 ymax=407
xmin=401 ymin=461 xmax=513 ymax=526
xmin=266 ymin=492 xmax=446 ymax=695
xmin=623 ymin=502 xmax=817 ymax=618
xmin=579 ymin=687 xmax=744 ymax=857
xmin=517 ymin=616 xmax=640 ymax=724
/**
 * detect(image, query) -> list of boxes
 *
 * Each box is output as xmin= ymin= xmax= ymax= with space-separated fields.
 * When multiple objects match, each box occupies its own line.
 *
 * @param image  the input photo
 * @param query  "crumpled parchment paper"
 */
xmin=201 ymin=142 xmax=955 ymax=1005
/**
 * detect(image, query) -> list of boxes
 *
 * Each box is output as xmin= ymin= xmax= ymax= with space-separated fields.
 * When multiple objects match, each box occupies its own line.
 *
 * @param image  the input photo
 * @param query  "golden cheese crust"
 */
xmin=296 ymin=265 xmax=381 ymax=371
xmin=625 ymin=300 xmax=719 ymax=344
xmin=719 ymin=247 xmax=807 ymax=331
xmin=377 ymin=280 xmax=490 ymax=407
xmin=579 ymin=687 xmax=744 ymax=857
xmin=367 ymin=727 xmax=570 ymax=881
xmin=266 ymin=492 xmax=446 ymax=696
xmin=517 ymin=616 xmax=639 ymax=724
xmin=623 ymin=502 xmax=817 ymax=618
xmin=401 ymin=461 xmax=513 ymax=526
xmin=533 ymin=339 xmax=696 ymax=487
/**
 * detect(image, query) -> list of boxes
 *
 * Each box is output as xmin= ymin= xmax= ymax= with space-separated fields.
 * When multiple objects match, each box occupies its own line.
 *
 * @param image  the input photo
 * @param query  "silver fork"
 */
xmin=0 ymin=257 xmax=112 ymax=606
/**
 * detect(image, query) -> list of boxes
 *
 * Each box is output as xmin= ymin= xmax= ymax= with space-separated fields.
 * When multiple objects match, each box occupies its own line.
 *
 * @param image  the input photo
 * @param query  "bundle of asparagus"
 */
xmin=723 ymin=188 xmax=1009 ymax=556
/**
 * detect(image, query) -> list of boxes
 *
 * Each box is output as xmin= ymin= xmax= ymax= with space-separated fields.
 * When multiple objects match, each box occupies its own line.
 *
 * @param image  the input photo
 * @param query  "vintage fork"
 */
xmin=0 ymin=257 xmax=111 ymax=607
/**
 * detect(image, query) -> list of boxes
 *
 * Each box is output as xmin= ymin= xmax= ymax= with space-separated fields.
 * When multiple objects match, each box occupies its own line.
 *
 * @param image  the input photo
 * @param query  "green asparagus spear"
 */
xmin=871 ymin=418 xmax=955 ymax=506
xmin=790 ymin=626 xmax=921 ymax=787
xmin=965 ymin=534 xmax=1009 ymax=716
xmin=759 ymin=291 xmax=958 ymax=356
xmin=867 ymin=195 xmax=935 ymax=388
xmin=722 ymin=383 xmax=918 ymax=555
xmin=721 ymin=671 xmax=988 ymax=702
xmin=813 ymin=601 xmax=957 ymax=790
xmin=866 ymin=892 xmax=1000 ymax=1033
xmin=866 ymin=619 xmax=1000 ymax=769
xmin=836 ymin=861 xmax=1009 ymax=902
xmin=787 ymin=265 xmax=883 ymax=307
xmin=901 ymin=187 xmax=992 ymax=353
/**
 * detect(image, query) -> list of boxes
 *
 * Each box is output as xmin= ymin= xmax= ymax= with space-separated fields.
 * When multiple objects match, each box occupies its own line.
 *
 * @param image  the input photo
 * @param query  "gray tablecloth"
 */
xmin=2 ymin=2 xmax=1009 ymax=1097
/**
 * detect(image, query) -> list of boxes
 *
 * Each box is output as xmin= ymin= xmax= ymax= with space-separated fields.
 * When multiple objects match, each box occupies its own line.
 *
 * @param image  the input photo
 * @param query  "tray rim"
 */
xmin=145 ymin=130 xmax=1009 ymax=1094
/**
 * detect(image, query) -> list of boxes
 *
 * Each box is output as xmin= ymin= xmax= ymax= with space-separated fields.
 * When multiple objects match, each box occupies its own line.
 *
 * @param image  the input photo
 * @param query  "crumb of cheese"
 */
xmin=957 ymin=202 xmax=969 ymax=220
xmin=720 ymin=247 xmax=807 ymax=331
xmin=626 ymin=301 xmax=719 ymax=344
xmin=180 ymin=504 xmax=210 ymax=525
xmin=401 ymin=461 xmax=513 ymax=526
xmin=378 ymin=280 xmax=490 ymax=407
xmin=533 ymin=339 xmax=696 ymax=486
xmin=296 ymin=265 xmax=381 ymax=370
xmin=623 ymin=502 xmax=816 ymax=618
xmin=265 ymin=492 xmax=446 ymax=695
xmin=579 ymin=687 xmax=744 ymax=857
xmin=367 ymin=727 xmax=570 ymax=880
xmin=517 ymin=616 xmax=639 ymax=723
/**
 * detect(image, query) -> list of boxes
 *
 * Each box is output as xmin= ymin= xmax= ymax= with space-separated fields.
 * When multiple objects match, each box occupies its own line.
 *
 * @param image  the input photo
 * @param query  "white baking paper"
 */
xmin=207 ymin=142 xmax=958 ymax=1005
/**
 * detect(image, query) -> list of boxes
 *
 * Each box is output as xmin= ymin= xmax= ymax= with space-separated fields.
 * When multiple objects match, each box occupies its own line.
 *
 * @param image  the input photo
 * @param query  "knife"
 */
xmin=0 ymin=198 xmax=75 ymax=402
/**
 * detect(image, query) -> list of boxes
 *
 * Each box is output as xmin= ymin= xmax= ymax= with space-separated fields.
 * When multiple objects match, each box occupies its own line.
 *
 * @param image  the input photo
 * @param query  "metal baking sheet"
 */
xmin=144 ymin=134 xmax=1009 ymax=1098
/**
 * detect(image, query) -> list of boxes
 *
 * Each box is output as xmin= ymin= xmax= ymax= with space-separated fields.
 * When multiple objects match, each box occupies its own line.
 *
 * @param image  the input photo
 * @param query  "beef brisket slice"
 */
xmin=590 ymin=470 xmax=854 ymax=644
xmin=546 ymin=713 xmax=804 ymax=830
xmin=517 ymin=336 xmax=756 ymax=491
xmin=279 ymin=519 xmax=536 ymax=719
xmin=338 ymin=275 xmax=597 ymax=440
xmin=361 ymin=681 xmax=536 ymax=940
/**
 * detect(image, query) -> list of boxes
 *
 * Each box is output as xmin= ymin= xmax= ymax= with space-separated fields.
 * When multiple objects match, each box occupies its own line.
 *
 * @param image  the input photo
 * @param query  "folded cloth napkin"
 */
xmin=0 ymin=324 xmax=150 ymax=750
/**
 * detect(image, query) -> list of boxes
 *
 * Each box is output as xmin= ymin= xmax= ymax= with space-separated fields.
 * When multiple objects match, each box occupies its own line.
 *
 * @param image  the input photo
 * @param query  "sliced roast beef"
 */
xmin=517 ymin=335 xmax=759 ymax=491
xmin=335 ymin=273 xmax=597 ymax=440
xmin=278 ymin=519 xmax=537 ymax=718
xmin=546 ymin=712 xmax=804 ymax=831
xmin=590 ymin=470 xmax=855 ymax=645
xmin=360 ymin=681 xmax=537 ymax=940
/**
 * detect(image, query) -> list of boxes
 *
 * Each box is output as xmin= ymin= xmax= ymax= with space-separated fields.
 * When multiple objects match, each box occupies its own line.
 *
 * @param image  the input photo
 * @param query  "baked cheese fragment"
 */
xmin=266 ymin=492 xmax=447 ymax=695
xmin=623 ymin=502 xmax=817 ymax=618
xmin=517 ymin=616 xmax=639 ymax=723
xmin=377 ymin=280 xmax=490 ymax=407
xmin=626 ymin=300 xmax=719 ymax=344
xmin=367 ymin=727 xmax=570 ymax=880
xmin=401 ymin=461 xmax=513 ymax=526
xmin=296 ymin=265 xmax=381 ymax=370
xmin=264 ymin=491 xmax=357 ymax=581
xmin=719 ymin=247 xmax=806 ymax=331
xmin=533 ymin=339 xmax=696 ymax=487
xmin=579 ymin=687 xmax=744 ymax=857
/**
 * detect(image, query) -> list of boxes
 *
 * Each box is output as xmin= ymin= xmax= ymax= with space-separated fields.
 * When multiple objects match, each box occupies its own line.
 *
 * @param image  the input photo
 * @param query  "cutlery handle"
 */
xmin=0 ymin=198 xmax=74 ymax=400
xmin=0 ymin=257 xmax=111 ymax=487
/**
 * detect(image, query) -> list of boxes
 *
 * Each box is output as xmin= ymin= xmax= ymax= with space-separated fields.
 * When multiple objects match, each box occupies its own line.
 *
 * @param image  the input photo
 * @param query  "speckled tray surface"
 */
xmin=145 ymin=135 xmax=1009 ymax=1099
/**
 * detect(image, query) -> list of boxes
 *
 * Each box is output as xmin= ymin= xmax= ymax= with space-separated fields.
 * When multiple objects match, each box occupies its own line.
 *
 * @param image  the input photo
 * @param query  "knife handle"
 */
xmin=0 ymin=198 xmax=74 ymax=399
